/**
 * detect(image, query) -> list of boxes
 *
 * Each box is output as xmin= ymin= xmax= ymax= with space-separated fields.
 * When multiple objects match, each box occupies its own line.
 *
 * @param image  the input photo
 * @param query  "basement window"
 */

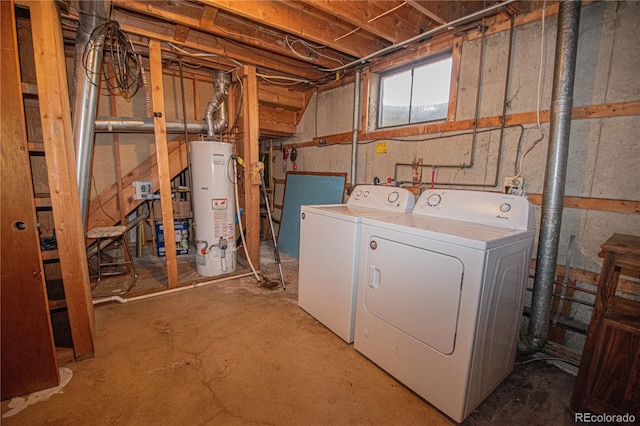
xmin=378 ymin=53 xmax=453 ymax=128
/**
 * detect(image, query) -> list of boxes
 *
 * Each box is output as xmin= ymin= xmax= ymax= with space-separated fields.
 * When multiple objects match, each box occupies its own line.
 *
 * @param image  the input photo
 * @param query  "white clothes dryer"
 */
xmin=298 ymin=185 xmax=415 ymax=343
xmin=354 ymin=189 xmax=535 ymax=423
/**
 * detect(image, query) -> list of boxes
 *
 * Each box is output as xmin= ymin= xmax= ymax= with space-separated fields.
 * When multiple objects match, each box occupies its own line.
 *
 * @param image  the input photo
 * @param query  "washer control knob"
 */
xmin=427 ymin=194 xmax=441 ymax=207
xmin=363 ymin=190 xmax=370 ymax=197
xmin=387 ymin=191 xmax=399 ymax=203
xmin=500 ymin=203 xmax=512 ymax=213
xmin=356 ymin=190 xmax=362 ymax=196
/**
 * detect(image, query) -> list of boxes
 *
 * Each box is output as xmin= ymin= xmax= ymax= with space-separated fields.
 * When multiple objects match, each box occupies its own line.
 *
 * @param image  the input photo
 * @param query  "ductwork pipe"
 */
xmin=351 ymin=69 xmax=362 ymax=186
xmin=95 ymin=117 xmax=207 ymax=134
xmin=205 ymin=71 xmax=231 ymax=138
xmin=519 ymin=0 xmax=581 ymax=355
xmin=71 ymin=0 xmax=110 ymax=229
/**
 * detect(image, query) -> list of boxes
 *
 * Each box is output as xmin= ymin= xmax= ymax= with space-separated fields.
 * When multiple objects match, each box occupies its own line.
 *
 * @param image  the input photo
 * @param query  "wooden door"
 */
xmin=1 ymin=0 xmax=59 ymax=400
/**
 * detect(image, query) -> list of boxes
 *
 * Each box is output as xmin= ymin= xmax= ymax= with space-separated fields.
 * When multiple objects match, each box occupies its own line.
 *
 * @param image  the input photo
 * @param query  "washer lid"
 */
xmin=361 ymin=214 xmax=535 ymax=250
xmin=301 ymin=185 xmax=416 ymax=220
xmin=301 ymin=204 xmax=409 ymax=222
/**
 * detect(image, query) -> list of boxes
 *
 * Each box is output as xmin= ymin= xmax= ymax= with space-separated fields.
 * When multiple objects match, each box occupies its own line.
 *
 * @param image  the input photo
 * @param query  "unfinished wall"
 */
xmin=91 ymin=71 xmax=215 ymax=197
xmin=277 ymin=2 xmax=640 ymax=354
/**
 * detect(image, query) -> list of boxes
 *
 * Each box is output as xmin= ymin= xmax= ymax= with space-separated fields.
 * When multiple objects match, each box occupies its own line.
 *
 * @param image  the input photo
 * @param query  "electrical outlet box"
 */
xmin=133 ymin=181 xmax=153 ymax=200
xmin=504 ymin=176 xmax=524 ymax=193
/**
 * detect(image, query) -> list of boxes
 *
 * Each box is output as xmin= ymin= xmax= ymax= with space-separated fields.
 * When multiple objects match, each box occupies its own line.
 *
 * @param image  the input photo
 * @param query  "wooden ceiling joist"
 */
xmin=112 ymin=0 xmax=351 ymax=71
xmin=300 ymin=0 xmax=421 ymax=44
xmin=196 ymin=0 xmax=389 ymax=58
xmin=258 ymin=85 xmax=308 ymax=111
xmin=113 ymin=9 xmax=325 ymax=81
xmin=406 ymin=0 xmax=447 ymax=24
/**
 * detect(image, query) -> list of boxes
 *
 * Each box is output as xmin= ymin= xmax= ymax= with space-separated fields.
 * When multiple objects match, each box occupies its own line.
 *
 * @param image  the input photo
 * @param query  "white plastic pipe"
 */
xmin=92 ymin=272 xmax=254 ymax=305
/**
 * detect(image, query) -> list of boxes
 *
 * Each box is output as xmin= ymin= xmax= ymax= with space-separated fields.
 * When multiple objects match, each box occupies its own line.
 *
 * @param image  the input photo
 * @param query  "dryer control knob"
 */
xmin=356 ymin=190 xmax=362 ymax=196
xmin=427 ymin=194 xmax=441 ymax=207
xmin=500 ymin=203 xmax=511 ymax=213
xmin=364 ymin=191 xmax=370 ymax=197
xmin=388 ymin=191 xmax=399 ymax=203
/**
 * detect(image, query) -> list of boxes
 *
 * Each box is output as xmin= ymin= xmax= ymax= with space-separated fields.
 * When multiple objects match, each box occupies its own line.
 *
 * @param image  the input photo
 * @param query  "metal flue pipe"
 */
xmin=205 ymin=71 xmax=231 ymax=137
xmin=519 ymin=0 xmax=581 ymax=355
xmin=94 ymin=117 xmax=207 ymax=134
xmin=71 ymin=0 xmax=110 ymax=229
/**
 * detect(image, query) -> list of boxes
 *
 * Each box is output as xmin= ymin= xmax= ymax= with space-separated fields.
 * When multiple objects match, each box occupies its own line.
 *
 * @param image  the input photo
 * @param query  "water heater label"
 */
xmin=212 ymin=198 xmax=228 ymax=209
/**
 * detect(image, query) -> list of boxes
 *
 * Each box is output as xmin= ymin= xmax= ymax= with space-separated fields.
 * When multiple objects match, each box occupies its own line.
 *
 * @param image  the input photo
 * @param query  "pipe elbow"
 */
xmin=517 ymin=334 xmax=547 ymax=355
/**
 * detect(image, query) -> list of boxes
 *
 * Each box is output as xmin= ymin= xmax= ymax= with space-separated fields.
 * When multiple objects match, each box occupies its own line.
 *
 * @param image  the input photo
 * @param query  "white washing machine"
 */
xmin=298 ymin=185 xmax=415 ymax=343
xmin=354 ymin=189 xmax=535 ymax=423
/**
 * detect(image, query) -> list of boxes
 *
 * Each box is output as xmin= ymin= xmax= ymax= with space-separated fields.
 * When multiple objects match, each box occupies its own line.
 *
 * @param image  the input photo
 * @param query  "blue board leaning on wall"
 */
xmin=277 ymin=172 xmax=347 ymax=258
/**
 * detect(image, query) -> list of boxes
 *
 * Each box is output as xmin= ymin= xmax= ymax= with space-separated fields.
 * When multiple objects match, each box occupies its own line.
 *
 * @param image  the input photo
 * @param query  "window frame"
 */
xmin=377 ymin=50 xmax=455 ymax=129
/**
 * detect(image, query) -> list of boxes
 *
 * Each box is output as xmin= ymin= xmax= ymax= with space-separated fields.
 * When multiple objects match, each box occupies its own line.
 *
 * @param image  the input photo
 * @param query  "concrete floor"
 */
xmin=2 ymin=243 xmax=578 ymax=425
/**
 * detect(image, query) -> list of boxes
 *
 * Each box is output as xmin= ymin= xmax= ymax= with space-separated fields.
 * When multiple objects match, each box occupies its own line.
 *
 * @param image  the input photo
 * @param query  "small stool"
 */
xmin=87 ymin=226 xmax=137 ymax=286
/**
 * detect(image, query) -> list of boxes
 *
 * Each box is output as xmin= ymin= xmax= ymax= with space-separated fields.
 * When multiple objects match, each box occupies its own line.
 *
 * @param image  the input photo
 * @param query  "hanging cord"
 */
xmin=83 ymin=20 xmax=143 ymax=100
xmin=232 ymin=157 xmax=260 ymax=282
xmin=515 ymin=0 xmax=547 ymax=179
xmin=334 ymin=1 xmax=407 ymax=41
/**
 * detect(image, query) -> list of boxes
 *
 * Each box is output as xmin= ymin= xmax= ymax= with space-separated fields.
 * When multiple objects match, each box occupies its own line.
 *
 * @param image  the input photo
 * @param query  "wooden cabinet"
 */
xmin=571 ymin=234 xmax=640 ymax=417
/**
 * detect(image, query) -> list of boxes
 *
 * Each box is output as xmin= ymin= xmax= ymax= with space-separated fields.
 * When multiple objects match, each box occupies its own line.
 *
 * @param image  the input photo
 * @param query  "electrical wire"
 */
xmin=91 ymin=174 xmax=116 ymax=224
xmin=83 ymin=20 xmax=143 ymax=100
xmin=320 ymin=126 xmax=501 ymax=147
xmin=257 ymin=74 xmax=311 ymax=85
xmin=285 ymin=35 xmax=345 ymax=66
xmin=515 ymin=0 xmax=547 ymax=179
xmin=334 ymin=1 xmax=407 ymax=41
xmin=516 ymin=356 xmax=580 ymax=367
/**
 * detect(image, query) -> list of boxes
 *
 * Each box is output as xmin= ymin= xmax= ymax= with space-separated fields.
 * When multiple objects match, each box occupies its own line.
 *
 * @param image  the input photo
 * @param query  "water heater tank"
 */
xmin=190 ymin=140 xmax=237 ymax=276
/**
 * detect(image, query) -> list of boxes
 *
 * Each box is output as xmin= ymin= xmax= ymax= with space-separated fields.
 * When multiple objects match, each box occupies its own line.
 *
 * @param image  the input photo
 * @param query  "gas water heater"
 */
xmin=190 ymin=141 xmax=237 ymax=276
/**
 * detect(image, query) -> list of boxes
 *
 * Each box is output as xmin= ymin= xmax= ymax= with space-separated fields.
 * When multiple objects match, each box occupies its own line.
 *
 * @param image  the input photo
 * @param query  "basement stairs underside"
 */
xmin=87 ymin=135 xmax=189 ymax=232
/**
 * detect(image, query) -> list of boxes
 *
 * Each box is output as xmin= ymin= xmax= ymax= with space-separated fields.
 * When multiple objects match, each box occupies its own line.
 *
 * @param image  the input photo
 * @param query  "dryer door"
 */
xmin=362 ymin=236 xmax=463 ymax=355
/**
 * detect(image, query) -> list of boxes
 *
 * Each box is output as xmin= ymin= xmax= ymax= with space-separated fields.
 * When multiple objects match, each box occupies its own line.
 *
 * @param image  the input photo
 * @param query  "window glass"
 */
xmin=378 ymin=55 xmax=452 ymax=128
xmin=380 ymin=69 xmax=412 ymax=127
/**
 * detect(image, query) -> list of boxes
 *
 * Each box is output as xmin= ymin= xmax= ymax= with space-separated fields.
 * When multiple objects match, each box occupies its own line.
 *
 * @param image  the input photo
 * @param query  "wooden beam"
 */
xmin=113 ymin=10 xmax=324 ymax=82
xmin=370 ymin=31 xmax=454 ymax=73
xmin=467 ymin=2 xmax=560 ymax=43
xmin=289 ymin=100 xmax=640 ymax=148
xmin=111 ymin=1 xmax=345 ymax=72
xmin=300 ymin=0 xmax=419 ymax=44
xmin=527 ymin=195 xmax=640 ymax=215
xmin=447 ymin=37 xmax=463 ymax=122
xmin=198 ymin=0 xmax=388 ymax=58
xmin=199 ymin=5 xmax=218 ymax=28
xmin=241 ymin=65 xmax=261 ymax=265
xmin=259 ymin=106 xmax=298 ymax=136
xmin=149 ymin=39 xmax=179 ymax=289
xmin=530 ymin=260 xmax=640 ymax=298
xmin=107 ymin=76 xmax=133 ymax=267
xmin=30 ymin=0 xmax=94 ymax=359
xmin=1 ymin=0 xmax=59 ymax=398
xmin=193 ymin=78 xmax=201 ymax=120
xmin=258 ymin=84 xmax=307 ymax=111
xmin=406 ymin=0 xmax=446 ymax=25
xmin=360 ymin=68 xmax=370 ymax=133
xmin=174 ymin=24 xmax=190 ymax=43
